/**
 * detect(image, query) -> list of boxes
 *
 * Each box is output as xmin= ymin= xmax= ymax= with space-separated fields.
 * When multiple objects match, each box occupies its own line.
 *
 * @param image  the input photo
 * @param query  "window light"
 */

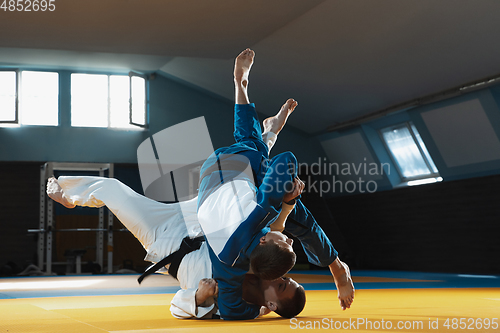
xmin=21 ymin=71 xmax=59 ymax=126
xmin=71 ymin=74 xmax=108 ymax=127
xmin=0 ymin=71 xmax=59 ymax=126
xmin=71 ymin=73 xmax=147 ymax=129
xmin=109 ymin=75 xmax=130 ymax=128
xmin=130 ymin=75 xmax=146 ymax=126
xmin=380 ymin=122 xmax=440 ymax=184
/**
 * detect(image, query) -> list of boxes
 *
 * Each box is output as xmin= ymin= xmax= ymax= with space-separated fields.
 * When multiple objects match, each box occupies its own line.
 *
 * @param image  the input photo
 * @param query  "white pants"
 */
xmin=57 ymin=176 xmax=211 ymax=290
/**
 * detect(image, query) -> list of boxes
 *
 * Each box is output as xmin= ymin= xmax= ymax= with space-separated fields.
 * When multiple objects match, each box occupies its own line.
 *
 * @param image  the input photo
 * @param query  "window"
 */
xmin=0 ymin=70 xmax=59 ymax=126
xmin=380 ymin=122 xmax=441 ymax=185
xmin=71 ymin=73 xmax=146 ymax=129
xmin=21 ymin=71 xmax=59 ymax=126
xmin=130 ymin=75 xmax=146 ymax=127
xmin=0 ymin=71 xmax=16 ymax=123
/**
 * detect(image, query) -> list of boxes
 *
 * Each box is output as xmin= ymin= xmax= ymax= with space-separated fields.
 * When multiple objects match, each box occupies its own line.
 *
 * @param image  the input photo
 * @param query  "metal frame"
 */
xmin=0 ymin=69 xmax=20 ymax=124
xmin=188 ymin=165 xmax=201 ymax=200
xmin=37 ymin=162 xmax=114 ymax=274
xmin=129 ymin=71 xmax=148 ymax=128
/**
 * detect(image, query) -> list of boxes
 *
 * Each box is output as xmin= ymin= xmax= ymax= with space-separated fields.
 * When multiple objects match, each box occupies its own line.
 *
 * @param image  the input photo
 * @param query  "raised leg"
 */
xmin=231 ymin=48 xmax=270 ymax=160
xmin=263 ymin=98 xmax=298 ymax=136
xmin=234 ymin=48 xmax=255 ymax=105
xmin=47 ymin=176 xmax=191 ymax=254
xmin=262 ymin=98 xmax=298 ymax=153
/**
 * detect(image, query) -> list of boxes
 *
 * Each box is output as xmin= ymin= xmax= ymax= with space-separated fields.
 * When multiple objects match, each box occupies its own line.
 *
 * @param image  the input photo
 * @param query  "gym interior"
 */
xmin=1 ymin=1 xmax=499 ymax=332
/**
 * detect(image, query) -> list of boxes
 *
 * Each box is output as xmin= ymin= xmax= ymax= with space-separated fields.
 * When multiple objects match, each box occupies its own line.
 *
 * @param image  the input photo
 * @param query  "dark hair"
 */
xmin=275 ymin=285 xmax=306 ymax=318
xmin=250 ymin=241 xmax=296 ymax=280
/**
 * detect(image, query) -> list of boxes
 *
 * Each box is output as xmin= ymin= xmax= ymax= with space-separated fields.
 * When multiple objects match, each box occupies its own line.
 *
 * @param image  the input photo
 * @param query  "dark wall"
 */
xmin=3 ymin=163 xmax=499 ymax=275
xmin=0 ymin=162 xmax=40 ymax=274
xmin=0 ymin=162 xmax=147 ymax=274
xmin=322 ymin=174 xmax=500 ymax=274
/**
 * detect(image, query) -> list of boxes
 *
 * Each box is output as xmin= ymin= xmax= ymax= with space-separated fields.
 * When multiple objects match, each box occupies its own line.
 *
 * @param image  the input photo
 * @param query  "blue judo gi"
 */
xmin=197 ymin=103 xmax=338 ymax=320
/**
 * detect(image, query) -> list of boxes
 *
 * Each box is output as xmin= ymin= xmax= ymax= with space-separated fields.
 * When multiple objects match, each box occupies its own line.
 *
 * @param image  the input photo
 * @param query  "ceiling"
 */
xmin=2 ymin=0 xmax=500 ymax=134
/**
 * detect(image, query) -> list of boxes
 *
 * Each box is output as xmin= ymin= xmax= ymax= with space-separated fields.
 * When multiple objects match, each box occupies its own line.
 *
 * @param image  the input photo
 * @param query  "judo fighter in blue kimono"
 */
xmin=196 ymin=48 xmax=355 ymax=320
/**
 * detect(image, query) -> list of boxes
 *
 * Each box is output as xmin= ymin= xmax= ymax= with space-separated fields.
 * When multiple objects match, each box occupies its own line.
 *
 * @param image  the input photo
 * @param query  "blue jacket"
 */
xmin=198 ymin=104 xmax=337 ymax=320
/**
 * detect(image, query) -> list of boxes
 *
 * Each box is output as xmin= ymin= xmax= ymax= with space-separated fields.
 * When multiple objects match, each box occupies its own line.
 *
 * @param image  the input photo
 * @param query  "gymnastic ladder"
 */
xmin=34 ymin=162 xmax=114 ymax=275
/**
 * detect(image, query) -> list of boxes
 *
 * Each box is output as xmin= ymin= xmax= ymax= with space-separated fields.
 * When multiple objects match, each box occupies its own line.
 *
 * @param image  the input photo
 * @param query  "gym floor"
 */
xmin=1 ymin=270 xmax=499 ymax=333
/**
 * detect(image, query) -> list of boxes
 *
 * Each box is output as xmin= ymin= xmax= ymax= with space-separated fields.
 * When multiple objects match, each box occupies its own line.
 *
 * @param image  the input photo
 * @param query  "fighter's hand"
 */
xmin=283 ymin=177 xmax=305 ymax=203
xmin=195 ymin=278 xmax=219 ymax=307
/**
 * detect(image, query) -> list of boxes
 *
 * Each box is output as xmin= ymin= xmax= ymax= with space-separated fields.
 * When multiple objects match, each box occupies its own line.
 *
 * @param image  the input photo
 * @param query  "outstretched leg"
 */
xmin=263 ymin=98 xmax=298 ymax=136
xmin=231 ymin=48 xmax=270 ymax=160
xmin=47 ymin=176 xmax=194 ymax=255
xmin=234 ymin=48 xmax=254 ymax=105
xmin=262 ymin=99 xmax=298 ymax=152
xmin=234 ymin=49 xmax=298 ymax=138
xmin=233 ymin=49 xmax=299 ymax=153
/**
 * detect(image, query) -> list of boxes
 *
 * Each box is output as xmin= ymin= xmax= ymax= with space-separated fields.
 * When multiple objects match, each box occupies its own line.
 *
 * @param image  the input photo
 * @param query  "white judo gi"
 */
xmin=56 ymin=176 xmax=218 ymax=318
xmin=54 ymin=132 xmax=283 ymax=319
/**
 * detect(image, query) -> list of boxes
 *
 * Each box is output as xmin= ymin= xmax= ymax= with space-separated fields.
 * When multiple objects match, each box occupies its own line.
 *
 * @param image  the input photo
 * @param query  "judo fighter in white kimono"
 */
xmin=47 ymin=130 xmax=304 ymax=319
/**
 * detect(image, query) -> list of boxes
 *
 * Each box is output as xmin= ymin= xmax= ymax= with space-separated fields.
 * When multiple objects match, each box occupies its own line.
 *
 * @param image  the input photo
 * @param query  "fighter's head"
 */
xmin=250 ymin=231 xmax=296 ymax=280
xmin=266 ymin=276 xmax=306 ymax=318
xmin=243 ymin=274 xmax=306 ymax=318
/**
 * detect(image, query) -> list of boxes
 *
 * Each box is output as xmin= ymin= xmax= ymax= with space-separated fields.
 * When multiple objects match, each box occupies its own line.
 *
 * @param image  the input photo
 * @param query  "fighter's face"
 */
xmin=263 ymin=276 xmax=300 ymax=303
xmin=260 ymin=231 xmax=294 ymax=252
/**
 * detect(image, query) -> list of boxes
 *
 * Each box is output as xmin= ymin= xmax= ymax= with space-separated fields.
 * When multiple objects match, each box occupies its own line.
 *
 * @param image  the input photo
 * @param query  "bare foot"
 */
xmin=46 ymin=177 xmax=75 ymax=209
xmin=330 ymin=258 xmax=355 ymax=310
xmin=263 ymin=98 xmax=298 ymax=135
xmin=234 ymin=48 xmax=255 ymax=87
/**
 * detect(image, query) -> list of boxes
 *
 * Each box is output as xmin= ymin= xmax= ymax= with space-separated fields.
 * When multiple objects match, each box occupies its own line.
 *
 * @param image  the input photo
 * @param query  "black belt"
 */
xmin=137 ymin=236 xmax=205 ymax=284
